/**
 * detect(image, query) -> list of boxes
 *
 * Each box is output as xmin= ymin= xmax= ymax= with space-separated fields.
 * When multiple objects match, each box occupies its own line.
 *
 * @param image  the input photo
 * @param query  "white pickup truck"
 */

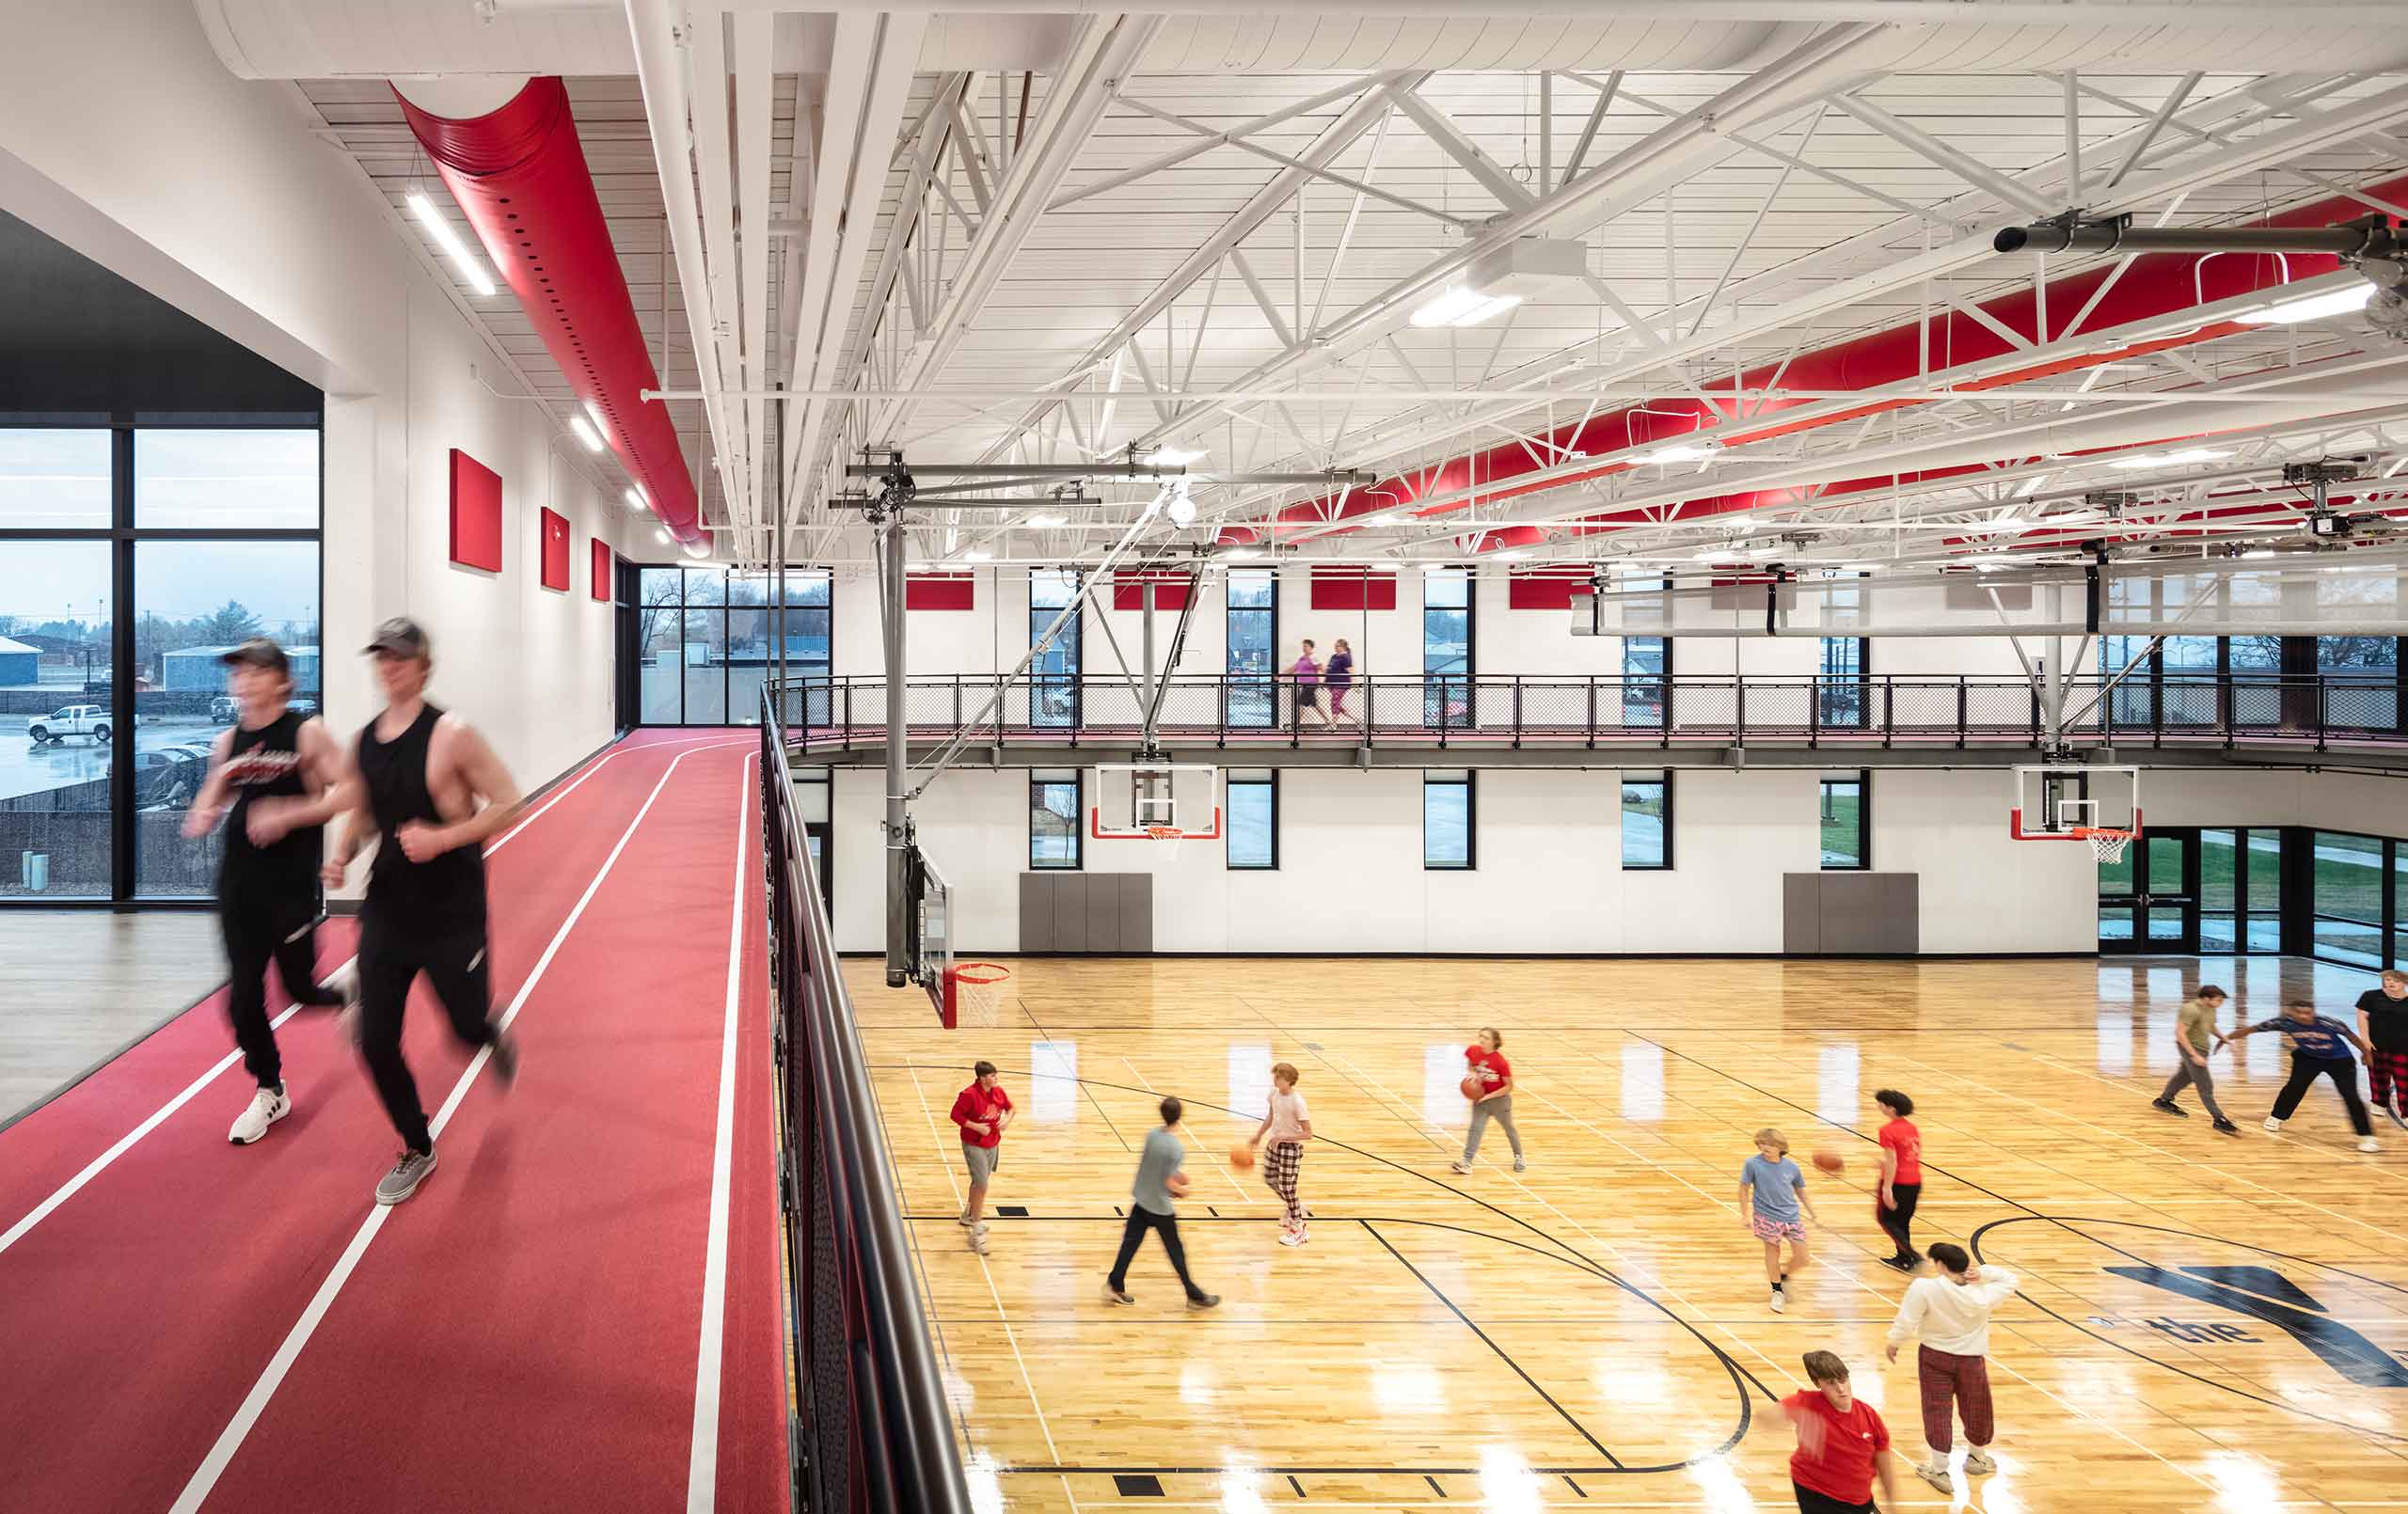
xmin=26 ymin=704 xmax=139 ymax=745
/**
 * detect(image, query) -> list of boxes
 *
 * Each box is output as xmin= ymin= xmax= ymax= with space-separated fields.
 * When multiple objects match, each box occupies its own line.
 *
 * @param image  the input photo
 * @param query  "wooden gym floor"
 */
xmin=848 ymin=954 xmax=2408 ymax=1512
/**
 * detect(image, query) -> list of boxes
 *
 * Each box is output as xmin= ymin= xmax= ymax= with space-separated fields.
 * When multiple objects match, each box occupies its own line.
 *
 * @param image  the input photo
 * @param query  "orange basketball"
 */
xmin=1461 ymin=1075 xmax=1486 ymax=1100
xmin=1813 ymin=1149 xmax=1846 ymax=1175
xmin=1230 ymin=1143 xmax=1256 ymax=1171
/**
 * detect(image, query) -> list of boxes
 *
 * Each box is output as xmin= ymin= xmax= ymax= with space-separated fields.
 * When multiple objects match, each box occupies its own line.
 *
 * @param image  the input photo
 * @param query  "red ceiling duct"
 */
xmin=396 ymin=78 xmax=704 ymax=545
xmin=1220 ymin=175 xmax=2408 ymax=551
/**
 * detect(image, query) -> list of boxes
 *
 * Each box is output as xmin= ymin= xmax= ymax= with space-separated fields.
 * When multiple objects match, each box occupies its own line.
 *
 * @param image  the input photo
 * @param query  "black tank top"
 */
xmin=221 ymin=710 xmax=319 ymax=893
xmin=358 ymin=702 xmax=487 ymax=932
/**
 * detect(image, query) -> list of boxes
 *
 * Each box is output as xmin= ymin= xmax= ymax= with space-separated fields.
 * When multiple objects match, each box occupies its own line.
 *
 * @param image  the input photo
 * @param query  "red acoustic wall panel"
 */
xmin=1111 ymin=570 xmax=1193 ymax=611
xmin=591 ymin=538 xmax=613 ymax=601
xmin=906 ymin=573 xmax=976 ymax=611
xmin=448 ymin=449 xmax=503 ymax=572
xmin=1309 ymin=567 xmax=1396 ymax=611
xmin=1507 ymin=570 xmax=1592 ymax=610
xmin=539 ymin=507 xmax=571 ymax=591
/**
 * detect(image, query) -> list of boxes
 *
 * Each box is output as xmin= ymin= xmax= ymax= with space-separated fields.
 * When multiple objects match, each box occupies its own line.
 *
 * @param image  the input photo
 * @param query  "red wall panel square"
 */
xmin=591 ymin=538 xmax=614 ymax=601
xmin=1112 ymin=570 xmax=1193 ymax=611
xmin=539 ymin=507 xmax=571 ymax=591
xmin=1507 ymin=570 xmax=1591 ymax=610
xmin=447 ymin=449 xmax=503 ymax=573
xmin=1309 ymin=567 xmax=1396 ymax=611
xmin=906 ymin=573 xmax=976 ymax=610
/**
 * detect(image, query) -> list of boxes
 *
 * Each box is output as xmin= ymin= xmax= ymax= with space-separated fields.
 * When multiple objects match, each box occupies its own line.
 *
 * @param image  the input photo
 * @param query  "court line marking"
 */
xmin=685 ymin=750 xmax=758 ymax=1513
xmin=1118 ymin=1055 xmax=1254 ymax=1201
xmin=0 ymin=733 xmax=742 ymax=1261
xmin=166 ymin=742 xmax=741 ymax=1514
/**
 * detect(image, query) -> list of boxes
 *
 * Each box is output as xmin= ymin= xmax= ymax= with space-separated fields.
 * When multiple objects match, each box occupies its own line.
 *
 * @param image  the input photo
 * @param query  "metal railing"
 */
xmin=761 ymin=691 xmax=970 ymax=1514
xmin=765 ymin=672 xmax=2403 ymax=751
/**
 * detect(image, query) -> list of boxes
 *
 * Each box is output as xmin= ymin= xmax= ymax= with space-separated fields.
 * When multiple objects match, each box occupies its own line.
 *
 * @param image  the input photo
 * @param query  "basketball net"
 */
xmin=1144 ymin=824 xmax=1185 ymax=863
xmin=945 ymin=962 xmax=1013 ymax=1026
xmin=2080 ymin=828 xmax=2135 ymax=866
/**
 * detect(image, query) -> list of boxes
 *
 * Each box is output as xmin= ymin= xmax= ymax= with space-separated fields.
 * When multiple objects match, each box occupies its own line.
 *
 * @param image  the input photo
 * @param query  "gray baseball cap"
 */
xmin=362 ymin=617 xmax=430 ymax=658
xmin=219 ymin=638 xmax=291 ymax=676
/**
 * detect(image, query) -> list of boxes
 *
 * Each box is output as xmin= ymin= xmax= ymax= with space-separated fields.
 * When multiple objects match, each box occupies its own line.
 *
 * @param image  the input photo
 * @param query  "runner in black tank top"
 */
xmin=184 ymin=639 xmax=345 ymax=1145
xmin=330 ymin=619 xmax=525 ymax=1206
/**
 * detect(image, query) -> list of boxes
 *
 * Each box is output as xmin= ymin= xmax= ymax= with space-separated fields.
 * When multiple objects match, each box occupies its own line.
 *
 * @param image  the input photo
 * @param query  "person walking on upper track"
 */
xmin=1873 ymin=1089 xmax=1923 ymax=1273
xmin=2150 ymin=984 xmax=2239 ymax=1135
xmin=950 ymin=1060 xmax=1013 ymax=1248
xmin=182 ymin=639 xmax=349 ymax=1145
xmin=1886 ymin=1240 xmax=2018 ymax=1495
xmin=1742 ymin=1127 xmax=1818 ymax=1314
xmin=323 ymin=618 xmax=524 ymax=1206
xmin=1323 ymin=639 xmax=1356 ymax=729
xmin=1248 ymin=1061 xmax=1313 ymax=1245
xmin=1451 ymin=1027 xmax=1526 ymax=1175
xmin=2228 ymin=998 xmax=2380 ymax=1152
xmin=1291 ymin=639 xmax=1325 ymax=729
xmin=1104 ymin=1096 xmax=1220 ymax=1310
xmin=2358 ymin=969 xmax=2408 ymax=1129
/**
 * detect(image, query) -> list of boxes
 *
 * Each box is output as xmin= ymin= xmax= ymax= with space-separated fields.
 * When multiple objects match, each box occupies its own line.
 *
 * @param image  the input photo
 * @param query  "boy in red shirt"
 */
xmin=949 ymin=1061 xmax=1014 ymax=1246
xmin=1450 ymin=1026 xmax=1527 ymax=1175
xmin=1874 ymin=1089 xmax=1923 ymax=1273
xmin=1783 ymin=1349 xmax=1899 ymax=1513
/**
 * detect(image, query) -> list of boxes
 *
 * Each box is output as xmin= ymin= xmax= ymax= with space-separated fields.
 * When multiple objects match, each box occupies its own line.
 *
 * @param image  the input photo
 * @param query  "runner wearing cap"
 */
xmin=323 ymin=618 xmax=525 ymax=1205
xmin=182 ymin=639 xmax=348 ymax=1143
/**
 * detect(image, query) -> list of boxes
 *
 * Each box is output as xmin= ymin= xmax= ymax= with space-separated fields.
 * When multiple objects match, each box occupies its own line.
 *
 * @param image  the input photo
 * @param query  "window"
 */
xmin=1030 ymin=769 xmax=1082 ymax=869
xmin=1 ymin=539 xmax=112 ymax=896
xmin=1422 ymin=567 xmax=1471 ymax=729
xmin=792 ymin=767 xmax=833 ymax=914
xmin=2229 ymin=635 xmax=2285 ymax=728
xmin=1423 ymin=770 xmax=1473 ymax=869
xmin=1623 ymin=576 xmax=1670 ymax=731
xmin=1819 ymin=773 xmax=1869 ymax=869
xmin=2312 ymin=830 xmax=2384 ymax=967
xmin=1226 ymin=769 xmax=1276 ymax=868
xmin=1818 ymin=636 xmax=1867 ymax=728
xmin=2320 ymin=636 xmax=2400 ymax=731
xmin=1621 ymin=770 xmax=1671 ymax=869
xmin=1226 ymin=568 xmax=1276 ymax=729
xmin=1031 ymin=569 xmax=1081 ymax=730
xmin=135 ymin=430 xmax=319 ymax=528
xmin=1 ymin=429 xmax=110 ymax=528
xmin=624 ymin=564 xmax=829 ymax=726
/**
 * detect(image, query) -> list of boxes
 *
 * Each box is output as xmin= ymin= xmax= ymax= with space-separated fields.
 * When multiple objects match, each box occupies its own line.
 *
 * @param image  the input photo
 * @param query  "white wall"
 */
xmin=825 ymin=763 xmax=2099 ymax=955
xmin=0 ymin=0 xmax=631 ymax=792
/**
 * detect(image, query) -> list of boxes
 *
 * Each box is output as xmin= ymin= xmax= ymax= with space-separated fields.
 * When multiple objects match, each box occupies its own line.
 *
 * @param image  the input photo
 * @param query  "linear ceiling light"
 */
xmin=569 ymin=416 xmax=604 ymax=452
xmin=1410 ymin=287 xmax=1523 ymax=328
xmin=1023 ymin=513 xmax=1067 ymax=528
xmin=2106 ymin=448 xmax=2231 ymax=469
xmin=1638 ymin=443 xmax=1719 ymax=465
xmin=625 ymin=487 xmax=650 ymax=512
xmin=1138 ymin=447 xmax=1208 ymax=465
xmin=1407 ymin=236 xmax=1588 ymax=330
xmin=405 ymin=191 xmax=496 ymax=298
xmin=2236 ymin=283 xmax=2377 ymax=324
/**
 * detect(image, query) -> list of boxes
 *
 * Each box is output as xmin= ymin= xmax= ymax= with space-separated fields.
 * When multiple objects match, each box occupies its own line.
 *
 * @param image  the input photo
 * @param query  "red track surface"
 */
xmin=0 ymin=730 xmax=784 ymax=1513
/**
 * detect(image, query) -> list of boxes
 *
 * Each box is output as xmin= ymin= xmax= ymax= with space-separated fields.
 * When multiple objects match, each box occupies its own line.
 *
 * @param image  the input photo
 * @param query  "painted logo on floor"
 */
xmin=2097 ymin=1264 xmax=2408 ymax=1388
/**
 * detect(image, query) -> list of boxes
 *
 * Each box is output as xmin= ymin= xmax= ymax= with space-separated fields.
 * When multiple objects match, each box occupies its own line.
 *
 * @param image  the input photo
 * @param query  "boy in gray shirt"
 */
xmin=1105 ymin=1096 xmax=1221 ymax=1309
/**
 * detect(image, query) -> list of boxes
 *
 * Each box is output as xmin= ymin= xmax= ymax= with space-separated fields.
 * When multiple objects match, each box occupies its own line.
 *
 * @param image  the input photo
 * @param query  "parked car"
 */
xmin=134 ymin=747 xmax=210 ymax=808
xmin=210 ymin=696 xmax=238 ymax=724
xmin=26 ymin=704 xmax=139 ymax=746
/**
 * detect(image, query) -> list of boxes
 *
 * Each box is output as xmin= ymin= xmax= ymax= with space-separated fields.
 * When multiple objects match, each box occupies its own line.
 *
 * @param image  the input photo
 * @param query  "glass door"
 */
xmin=2100 ymin=829 xmax=2199 ymax=954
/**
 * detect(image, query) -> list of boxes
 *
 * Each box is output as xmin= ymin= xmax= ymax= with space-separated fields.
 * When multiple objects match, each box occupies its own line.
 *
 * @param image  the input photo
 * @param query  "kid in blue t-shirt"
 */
xmin=1739 ymin=1128 xmax=1820 ymax=1314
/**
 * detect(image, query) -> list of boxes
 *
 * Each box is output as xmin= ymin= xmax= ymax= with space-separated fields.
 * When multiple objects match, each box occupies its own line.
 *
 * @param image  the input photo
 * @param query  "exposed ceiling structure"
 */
xmin=215 ymin=2 xmax=2408 ymax=576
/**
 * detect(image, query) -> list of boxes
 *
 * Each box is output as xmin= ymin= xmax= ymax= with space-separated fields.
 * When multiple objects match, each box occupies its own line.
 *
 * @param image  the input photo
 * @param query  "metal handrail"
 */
xmin=760 ymin=689 xmax=970 ymax=1514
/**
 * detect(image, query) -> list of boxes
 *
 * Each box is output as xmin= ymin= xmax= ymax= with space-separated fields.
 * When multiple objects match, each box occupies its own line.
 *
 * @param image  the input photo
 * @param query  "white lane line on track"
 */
xmin=168 ymin=740 xmax=740 ymax=1514
xmin=0 ymin=734 xmax=744 ymax=1260
xmin=686 ymin=749 xmax=756 ymax=1513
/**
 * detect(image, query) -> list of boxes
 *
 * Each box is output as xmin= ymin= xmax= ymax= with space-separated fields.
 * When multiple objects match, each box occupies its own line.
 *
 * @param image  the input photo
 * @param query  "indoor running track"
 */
xmin=0 ymin=730 xmax=785 ymax=1514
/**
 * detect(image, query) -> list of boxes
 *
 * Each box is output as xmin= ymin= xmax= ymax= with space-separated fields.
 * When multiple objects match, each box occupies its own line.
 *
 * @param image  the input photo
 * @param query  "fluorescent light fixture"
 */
xmin=2106 ymin=448 xmax=2230 ymax=470
xmin=405 ymin=191 xmax=496 ymax=298
xmin=2236 ymin=282 xmax=2376 ymax=324
xmin=1023 ymin=513 xmax=1067 ymax=528
xmin=1494 ymin=550 xmax=1529 ymax=561
xmin=1221 ymin=546 xmax=1262 ymax=561
xmin=1692 ymin=546 xmax=1731 ymax=560
xmin=1409 ymin=286 xmax=1523 ymax=328
xmin=683 ymin=541 xmax=710 ymax=560
xmin=2013 ymin=475 xmax=2050 ymax=497
xmin=1139 ymin=447 xmax=1207 ymax=465
xmin=654 ymin=527 xmax=671 ymax=544
xmin=568 ymin=416 xmax=604 ymax=453
xmin=625 ymin=487 xmax=649 ymax=512
xmin=1420 ymin=562 xmax=1462 ymax=575
xmin=1638 ymin=443 xmax=1718 ymax=465
xmin=962 ymin=548 xmax=993 ymax=561
xmin=1972 ymin=556 xmax=2008 ymax=572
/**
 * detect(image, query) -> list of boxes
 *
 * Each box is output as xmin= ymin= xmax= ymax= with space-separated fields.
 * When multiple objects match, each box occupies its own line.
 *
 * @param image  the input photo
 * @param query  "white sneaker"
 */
xmin=1450 ymin=1160 xmax=1471 ymax=1175
xmin=1916 ymin=1461 xmax=1954 ymax=1495
xmin=2262 ymin=1115 xmax=2284 ymax=1133
xmin=1513 ymin=1156 xmax=1527 ymax=1173
xmin=2359 ymin=1136 xmax=2382 ymax=1154
xmin=1768 ymin=1287 xmax=1786 ymax=1313
xmin=1963 ymin=1449 xmax=1997 ymax=1475
xmin=228 ymin=1084 xmax=291 ymax=1144
xmin=1278 ymin=1225 xmax=1306 ymax=1247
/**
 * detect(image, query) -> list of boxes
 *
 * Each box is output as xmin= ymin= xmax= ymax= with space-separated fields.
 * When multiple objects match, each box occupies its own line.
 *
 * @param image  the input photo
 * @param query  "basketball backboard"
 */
xmin=906 ymin=842 xmax=956 ymax=1028
xmin=2010 ymin=765 xmax=2141 ymax=841
xmin=1090 ymin=763 xmax=1222 ymax=841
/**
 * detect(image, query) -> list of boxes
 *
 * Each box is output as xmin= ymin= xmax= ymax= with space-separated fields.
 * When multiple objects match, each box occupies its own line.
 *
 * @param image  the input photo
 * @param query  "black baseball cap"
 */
xmin=220 ymin=638 xmax=290 ymax=676
xmin=363 ymin=617 xmax=430 ymax=658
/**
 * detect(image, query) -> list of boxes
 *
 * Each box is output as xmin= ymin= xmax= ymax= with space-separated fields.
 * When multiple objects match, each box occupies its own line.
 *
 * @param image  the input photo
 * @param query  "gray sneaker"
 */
xmin=1915 ymin=1461 xmax=1954 ymax=1495
xmin=375 ymin=1149 xmax=438 ymax=1206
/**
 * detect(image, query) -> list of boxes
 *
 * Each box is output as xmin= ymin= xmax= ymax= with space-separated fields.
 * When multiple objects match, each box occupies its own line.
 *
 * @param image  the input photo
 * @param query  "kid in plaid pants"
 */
xmin=1249 ymin=1061 xmax=1314 ymax=1246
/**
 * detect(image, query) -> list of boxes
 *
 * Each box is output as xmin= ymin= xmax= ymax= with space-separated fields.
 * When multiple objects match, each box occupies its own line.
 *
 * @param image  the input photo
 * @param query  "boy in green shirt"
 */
xmin=2152 ymin=985 xmax=2238 ymax=1135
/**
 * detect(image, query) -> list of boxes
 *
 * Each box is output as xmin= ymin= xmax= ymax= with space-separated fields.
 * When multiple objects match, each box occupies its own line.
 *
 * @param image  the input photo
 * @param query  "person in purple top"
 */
xmin=1323 ymin=638 xmax=1356 ymax=729
xmin=1291 ymin=639 xmax=1325 ymax=728
xmin=2228 ymin=1000 xmax=2379 ymax=1151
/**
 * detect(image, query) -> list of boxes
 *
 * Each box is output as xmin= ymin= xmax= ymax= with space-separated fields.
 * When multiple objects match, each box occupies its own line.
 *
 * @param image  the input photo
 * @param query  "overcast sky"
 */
xmin=0 ymin=540 xmax=317 ymax=627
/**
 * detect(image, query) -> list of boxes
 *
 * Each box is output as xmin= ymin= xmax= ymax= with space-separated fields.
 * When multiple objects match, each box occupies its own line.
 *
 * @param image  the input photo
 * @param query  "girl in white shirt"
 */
xmin=1249 ymin=1062 xmax=1314 ymax=1245
xmin=1884 ymin=1240 xmax=2018 ymax=1495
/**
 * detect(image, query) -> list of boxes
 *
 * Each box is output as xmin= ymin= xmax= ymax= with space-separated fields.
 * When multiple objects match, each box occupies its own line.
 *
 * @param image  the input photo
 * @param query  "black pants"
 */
xmin=220 ymin=886 xmax=341 ymax=1089
xmin=2272 ymin=1053 xmax=2372 ymax=1135
xmin=1107 ymin=1206 xmax=1208 ymax=1301
xmin=1878 ymin=1181 xmax=1922 ymax=1261
xmin=1793 ymin=1484 xmax=1876 ymax=1514
xmin=357 ymin=920 xmax=498 ymax=1154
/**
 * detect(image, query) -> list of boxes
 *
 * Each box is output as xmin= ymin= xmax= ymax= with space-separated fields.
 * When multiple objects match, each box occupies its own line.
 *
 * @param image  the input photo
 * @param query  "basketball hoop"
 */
xmin=1143 ymin=824 xmax=1185 ymax=862
xmin=2077 ymin=827 xmax=2136 ymax=866
xmin=943 ymin=961 xmax=1013 ymax=1025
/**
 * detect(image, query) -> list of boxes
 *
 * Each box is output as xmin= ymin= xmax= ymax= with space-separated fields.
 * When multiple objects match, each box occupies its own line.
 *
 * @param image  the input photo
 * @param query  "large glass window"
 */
xmin=1030 ymin=769 xmax=1082 ymax=869
xmin=1 ymin=429 xmax=111 ymax=528
xmin=1624 ymin=635 xmax=1668 ymax=729
xmin=2313 ymin=830 xmax=2385 ymax=967
xmin=626 ymin=564 xmax=829 ymax=725
xmin=2229 ymin=635 xmax=2285 ymax=728
xmin=2320 ymin=636 xmax=2400 ymax=731
xmin=1226 ymin=568 xmax=1276 ymax=729
xmin=1820 ymin=773 xmax=1869 ymax=870
xmin=1 ymin=540 xmax=113 ymax=897
xmin=1226 ymin=769 xmax=1276 ymax=868
xmin=1031 ymin=569 xmax=1081 ymax=730
xmin=1621 ymin=770 xmax=1670 ymax=869
xmin=1819 ymin=636 xmax=1866 ymax=729
xmin=1424 ymin=769 xmax=1473 ymax=869
xmin=1422 ymin=568 xmax=1471 ymax=729
xmin=135 ymin=430 xmax=319 ymax=528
